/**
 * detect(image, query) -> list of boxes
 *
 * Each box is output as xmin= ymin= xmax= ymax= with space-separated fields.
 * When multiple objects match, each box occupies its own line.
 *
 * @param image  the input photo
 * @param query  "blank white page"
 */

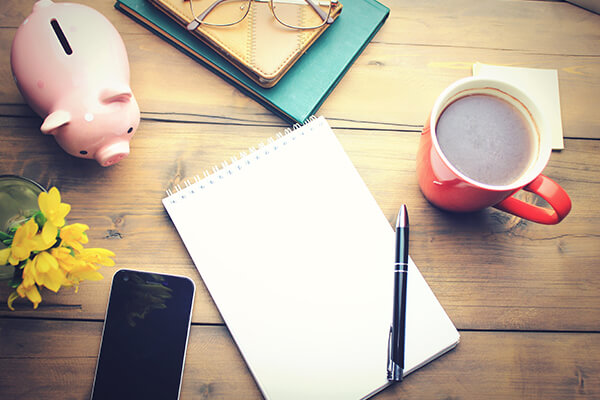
xmin=163 ymin=116 xmax=459 ymax=399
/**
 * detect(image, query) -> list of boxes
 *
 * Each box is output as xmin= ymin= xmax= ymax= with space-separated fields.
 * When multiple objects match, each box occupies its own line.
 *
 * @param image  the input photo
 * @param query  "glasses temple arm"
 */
xmin=304 ymin=0 xmax=335 ymax=24
xmin=187 ymin=0 xmax=231 ymax=30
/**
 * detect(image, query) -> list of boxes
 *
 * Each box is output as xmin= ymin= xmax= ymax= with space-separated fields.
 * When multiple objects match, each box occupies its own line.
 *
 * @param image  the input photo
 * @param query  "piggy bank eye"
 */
xmin=80 ymin=150 xmax=88 ymax=155
xmin=127 ymin=127 xmax=133 ymax=134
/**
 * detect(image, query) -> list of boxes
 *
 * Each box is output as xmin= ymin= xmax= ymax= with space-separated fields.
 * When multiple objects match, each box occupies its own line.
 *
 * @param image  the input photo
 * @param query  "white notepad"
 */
xmin=163 ymin=116 xmax=459 ymax=399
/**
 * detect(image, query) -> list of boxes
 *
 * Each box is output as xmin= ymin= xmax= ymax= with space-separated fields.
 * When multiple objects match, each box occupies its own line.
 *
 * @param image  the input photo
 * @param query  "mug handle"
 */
xmin=494 ymin=175 xmax=572 ymax=224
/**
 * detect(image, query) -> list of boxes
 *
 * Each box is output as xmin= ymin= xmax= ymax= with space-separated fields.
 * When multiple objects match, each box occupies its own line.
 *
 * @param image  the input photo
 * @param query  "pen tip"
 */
xmin=396 ymin=204 xmax=408 ymax=228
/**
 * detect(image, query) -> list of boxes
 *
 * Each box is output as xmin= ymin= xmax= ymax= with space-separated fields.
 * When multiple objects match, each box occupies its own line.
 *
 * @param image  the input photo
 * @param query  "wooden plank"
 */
xmin=324 ymin=44 xmax=600 ymax=137
xmin=0 ymin=1 xmax=599 ymax=136
xmin=380 ymin=329 xmax=600 ymax=400
xmin=385 ymin=0 xmax=600 ymax=55
xmin=0 ymin=319 xmax=262 ymax=400
xmin=3 ymin=1 xmax=598 ymax=54
xmin=2 ymin=37 xmax=599 ymax=137
xmin=0 ymin=117 xmax=598 ymax=331
xmin=0 ymin=319 xmax=599 ymax=399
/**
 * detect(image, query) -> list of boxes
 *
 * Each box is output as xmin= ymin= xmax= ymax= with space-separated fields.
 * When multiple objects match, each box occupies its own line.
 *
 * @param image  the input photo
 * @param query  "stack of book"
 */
xmin=114 ymin=0 xmax=390 ymax=122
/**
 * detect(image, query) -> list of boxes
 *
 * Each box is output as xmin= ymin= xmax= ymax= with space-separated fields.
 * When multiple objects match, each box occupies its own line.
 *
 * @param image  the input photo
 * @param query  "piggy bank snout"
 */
xmin=95 ymin=141 xmax=130 ymax=167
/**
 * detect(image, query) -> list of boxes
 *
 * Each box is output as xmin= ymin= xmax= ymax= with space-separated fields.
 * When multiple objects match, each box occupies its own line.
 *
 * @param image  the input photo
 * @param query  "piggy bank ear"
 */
xmin=100 ymin=88 xmax=133 ymax=104
xmin=33 ymin=0 xmax=54 ymax=12
xmin=41 ymin=110 xmax=71 ymax=135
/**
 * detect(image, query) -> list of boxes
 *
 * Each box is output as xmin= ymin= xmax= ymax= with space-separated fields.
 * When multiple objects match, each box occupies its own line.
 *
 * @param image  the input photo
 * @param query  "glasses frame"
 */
xmin=186 ymin=0 xmax=338 ymax=31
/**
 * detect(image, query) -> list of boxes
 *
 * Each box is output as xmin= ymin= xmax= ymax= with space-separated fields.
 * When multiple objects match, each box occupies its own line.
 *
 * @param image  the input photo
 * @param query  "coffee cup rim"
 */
xmin=430 ymin=76 xmax=552 ymax=192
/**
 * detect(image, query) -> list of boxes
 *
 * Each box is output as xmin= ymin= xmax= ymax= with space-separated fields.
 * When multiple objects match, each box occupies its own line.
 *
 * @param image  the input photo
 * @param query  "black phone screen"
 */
xmin=91 ymin=269 xmax=195 ymax=400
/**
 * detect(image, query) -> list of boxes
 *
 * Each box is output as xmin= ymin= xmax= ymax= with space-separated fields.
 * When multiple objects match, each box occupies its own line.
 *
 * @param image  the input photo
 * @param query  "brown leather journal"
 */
xmin=148 ymin=0 xmax=343 ymax=87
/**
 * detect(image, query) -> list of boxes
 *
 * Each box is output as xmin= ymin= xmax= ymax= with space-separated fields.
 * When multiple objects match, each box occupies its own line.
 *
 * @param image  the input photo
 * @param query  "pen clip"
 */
xmin=387 ymin=325 xmax=393 ymax=377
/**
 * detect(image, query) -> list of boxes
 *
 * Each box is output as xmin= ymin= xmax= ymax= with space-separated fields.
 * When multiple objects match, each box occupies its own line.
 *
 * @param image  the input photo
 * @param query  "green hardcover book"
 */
xmin=115 ymin=0 xmax=389 ymax=123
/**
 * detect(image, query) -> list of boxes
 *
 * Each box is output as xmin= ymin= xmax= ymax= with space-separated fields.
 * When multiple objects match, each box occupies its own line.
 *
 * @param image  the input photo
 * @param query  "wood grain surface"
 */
xmin=1 ymin=0 xmax=599 ymax=399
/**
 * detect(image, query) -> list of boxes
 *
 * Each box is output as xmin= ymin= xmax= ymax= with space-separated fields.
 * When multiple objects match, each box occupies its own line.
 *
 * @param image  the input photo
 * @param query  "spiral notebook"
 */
xmin=162 ymin=116 xmax=459 ymax=399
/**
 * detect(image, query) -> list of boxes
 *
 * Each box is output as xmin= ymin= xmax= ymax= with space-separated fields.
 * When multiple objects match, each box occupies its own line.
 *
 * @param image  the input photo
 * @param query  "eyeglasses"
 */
xmin=186 ymin=0 xmax=338 ymax=31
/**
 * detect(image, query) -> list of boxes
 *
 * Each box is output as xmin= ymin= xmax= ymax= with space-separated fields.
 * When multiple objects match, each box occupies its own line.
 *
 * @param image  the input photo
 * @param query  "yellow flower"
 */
xmin=78 ymin=248 xmax=116 ymax=267
xmin=5 ymin=187 xmax=115 ymax=310
xmin=31 ymin=251 xmax=68 ymax=292
xmin=39 ymin=219 xmax=58 ymax=247
xmin=16 ymin=284 xmax=42 ymax=309
xmin=60 ymin=223 xmax=89 ymax=252
xmin=38 ymin=187 xmax=70 ymax=228
xmin=8 ymin=218 xmax=39 ymax=265
xmin=68 ymin=264 xmax=104 ymax=285
xmin=51 ymin=246 xmax=79 ymax=272
xmin=51 ymin=246 xmax=108 ymax=287
xmin=29 ymin=222 xmax=58 ymax=253
xmin=9 ymin=259 xmax=43 ymax=310
xmin=66 ymin=248 xmax=114 ymax=287
xmin=0 ymin=247 xmax=10 ymax=265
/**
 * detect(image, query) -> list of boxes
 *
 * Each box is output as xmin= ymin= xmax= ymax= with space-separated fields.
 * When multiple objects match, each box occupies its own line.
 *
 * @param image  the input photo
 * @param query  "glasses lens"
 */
xmin=189 ymin=0 xmax=251 ymax=26
xmin=271 ymin=0 xmax=332 ymax=29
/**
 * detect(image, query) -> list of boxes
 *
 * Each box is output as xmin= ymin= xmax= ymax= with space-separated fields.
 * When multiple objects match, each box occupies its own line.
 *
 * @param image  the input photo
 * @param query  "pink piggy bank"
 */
xmin=10 ymin=0 xmax=140 ymax=167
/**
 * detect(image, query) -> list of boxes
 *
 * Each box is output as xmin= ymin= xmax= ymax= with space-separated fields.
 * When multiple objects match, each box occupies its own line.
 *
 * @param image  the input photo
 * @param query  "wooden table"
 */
xmin=1 ymin=0 xmax=599 ymax=398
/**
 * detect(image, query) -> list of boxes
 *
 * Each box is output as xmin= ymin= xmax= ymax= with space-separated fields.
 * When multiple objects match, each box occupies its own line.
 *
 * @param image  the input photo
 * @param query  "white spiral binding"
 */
xmin=166 ymin=116 xmax=320 ymax=203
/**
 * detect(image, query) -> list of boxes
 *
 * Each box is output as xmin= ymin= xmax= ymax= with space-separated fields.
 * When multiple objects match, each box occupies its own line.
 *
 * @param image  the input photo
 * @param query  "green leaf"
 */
xmin=0 ymin=231 xmax=11 ymax=241
xmin=9 ymin=278 xmax=22 ymax=289
xmin=2 ymin=239 xmax=12 ymax=246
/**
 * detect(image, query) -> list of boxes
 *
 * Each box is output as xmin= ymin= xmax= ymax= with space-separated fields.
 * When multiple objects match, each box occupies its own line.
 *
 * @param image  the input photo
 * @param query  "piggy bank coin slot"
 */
xmin=50 ymin=19 xmax=72 ymax=55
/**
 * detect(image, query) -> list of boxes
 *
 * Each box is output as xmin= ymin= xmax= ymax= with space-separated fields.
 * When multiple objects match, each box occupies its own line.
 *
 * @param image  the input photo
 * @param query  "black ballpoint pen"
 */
xmin=388 ymin=204 xmax=409 ymax=382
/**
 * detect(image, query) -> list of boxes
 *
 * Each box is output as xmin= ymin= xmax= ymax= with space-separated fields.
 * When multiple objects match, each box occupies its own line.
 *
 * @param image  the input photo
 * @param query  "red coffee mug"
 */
xmin=417 ymin=77 xmax=571 ymax=224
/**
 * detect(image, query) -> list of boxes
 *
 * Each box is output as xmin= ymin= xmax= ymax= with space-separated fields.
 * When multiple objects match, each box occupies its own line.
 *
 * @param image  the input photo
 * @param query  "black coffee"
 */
xmin=435 ymin=94 xmax=536 ymax=186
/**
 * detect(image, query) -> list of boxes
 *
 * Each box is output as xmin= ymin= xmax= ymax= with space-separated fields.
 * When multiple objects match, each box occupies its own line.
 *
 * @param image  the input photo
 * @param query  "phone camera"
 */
xmin=122 ymin=274 xmax=129 ymax=282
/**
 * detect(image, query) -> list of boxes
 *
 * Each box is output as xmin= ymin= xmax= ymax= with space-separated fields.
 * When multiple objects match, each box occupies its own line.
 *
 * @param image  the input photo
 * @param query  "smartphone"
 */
xmin=91 ymin=269 xmax=195 ymax=400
